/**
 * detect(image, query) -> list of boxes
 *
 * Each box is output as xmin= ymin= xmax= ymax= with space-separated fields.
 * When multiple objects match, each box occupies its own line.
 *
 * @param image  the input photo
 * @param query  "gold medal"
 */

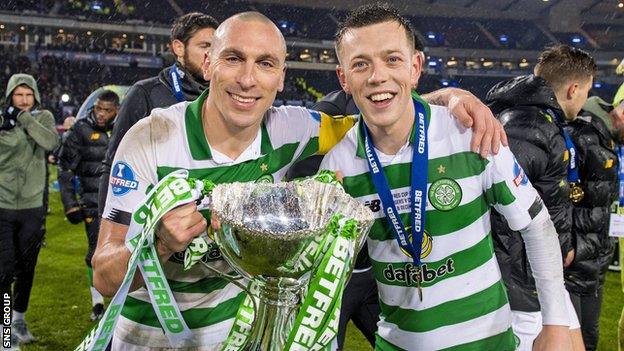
xmin=569 ymin=183 xmax=585 ymax=203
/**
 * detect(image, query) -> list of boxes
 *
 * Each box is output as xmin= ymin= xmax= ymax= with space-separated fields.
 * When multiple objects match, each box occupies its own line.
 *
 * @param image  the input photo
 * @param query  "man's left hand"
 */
xmin=533 ymin=325 xmax=573 ymax=351
xmin=445 ymin=89 xmax=508 ymax=158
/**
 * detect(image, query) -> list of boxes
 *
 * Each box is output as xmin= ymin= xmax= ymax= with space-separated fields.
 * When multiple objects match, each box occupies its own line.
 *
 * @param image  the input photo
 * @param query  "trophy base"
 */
xmin=246 ymin=277 xmax=302 ymax=351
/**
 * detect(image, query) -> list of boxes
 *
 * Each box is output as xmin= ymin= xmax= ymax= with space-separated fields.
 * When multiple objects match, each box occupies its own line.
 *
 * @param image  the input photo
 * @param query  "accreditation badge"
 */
xmin=608 ymin=201 xmax=624 ymax=238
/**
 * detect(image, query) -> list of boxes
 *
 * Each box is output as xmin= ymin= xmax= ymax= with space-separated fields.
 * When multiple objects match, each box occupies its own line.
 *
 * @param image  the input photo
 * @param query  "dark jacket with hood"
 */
xmin=0 ymin=74 xmax=59 ymax=210
xmin=564 ymin=96 xmax=618 ymax=295
xmin=58 ymin=110 xmax=114 ymax=213
xmin=485 ymin=75 xmax=573 ymax=312
xmin=98 ymin=64 xmax=208 ymax=214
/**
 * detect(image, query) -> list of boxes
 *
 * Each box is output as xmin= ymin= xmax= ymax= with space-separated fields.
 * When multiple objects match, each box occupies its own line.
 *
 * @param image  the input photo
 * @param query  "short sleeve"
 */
xmin=484 ymin=145 xmax=544 ymax=231
xmin=102 ymin=118 xmax=158 ymax=225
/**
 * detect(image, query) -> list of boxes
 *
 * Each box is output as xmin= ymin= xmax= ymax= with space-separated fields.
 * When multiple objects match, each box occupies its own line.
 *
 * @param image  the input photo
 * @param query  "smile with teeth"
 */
xmin=369 ymin=92 xmax=395 ymax=102
xmin=230 ymin=93 xmax=257 ymax=103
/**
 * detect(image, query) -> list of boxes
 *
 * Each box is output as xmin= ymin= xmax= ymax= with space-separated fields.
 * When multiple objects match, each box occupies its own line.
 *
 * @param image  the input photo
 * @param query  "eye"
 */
xmin=225 ymin=56 xmax=241 ymax=63
xmin=352 ymin=61 xmax=367 ymax=70
xmin=388 ymin=56 xmax=401 ymax=64
xmin=259 ymin=60 xmax=275 ymax=68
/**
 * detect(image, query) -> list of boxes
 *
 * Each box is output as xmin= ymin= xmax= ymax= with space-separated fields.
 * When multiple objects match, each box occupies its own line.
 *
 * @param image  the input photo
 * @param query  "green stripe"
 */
xmin=484 ymin=181 xmax=516 ymax=206
xmin=371 ymin=233 xmax=494 ymax=288
xmin=439 ymin=327 xmax=516 ymax=351
xmin=168 ymin=276 xmax=231 ymax=294
xmin=380 ymin=281 xmax=509 ymax=333
xmin=185 ymin=90 xmax=211 ymax=160
xmin=343 ymin=152 xmax=488 ymax=198
xmin=375 ymin=334 xmax=406 ymax=351
xmin=156 ymin=141 xmax=302 ymax=182
xmin=294 ymin=137 xmax=319 ymax=163
xmin=121 ymin=292 xmax=245 ymax=329
xmin=368 ymin=194 xmax=489 ymax=241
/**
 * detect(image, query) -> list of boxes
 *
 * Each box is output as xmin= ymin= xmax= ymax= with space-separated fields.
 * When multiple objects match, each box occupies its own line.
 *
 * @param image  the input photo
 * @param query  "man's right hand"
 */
xmin=0 ymin=105 xmax=20 ymax=131
xmin=65 ymin=206 xmax=84 ymax=224
xmin=156 ymin=203 xmax=207 ymax=258
xmin=533 ymin=325 xmax=573 ymax=351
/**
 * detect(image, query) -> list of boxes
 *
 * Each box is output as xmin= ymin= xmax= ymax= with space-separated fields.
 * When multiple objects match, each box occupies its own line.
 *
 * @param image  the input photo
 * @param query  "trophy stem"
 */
xmin=246 ymin=277 xmax=302 ymax=351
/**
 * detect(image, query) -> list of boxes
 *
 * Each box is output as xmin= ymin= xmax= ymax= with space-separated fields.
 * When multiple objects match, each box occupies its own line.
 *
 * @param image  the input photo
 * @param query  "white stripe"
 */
xmin=129 ymin=283 xmax=243 ymax=310
xmin=378 ymin=303 xmax=512 ymax=351
xmin=368 ymin=210 xmax=491 ymax=263
xmin=115 ymin=315 xmax=233 ymax=348
xmin=356 ymin=173 xmax=485 ymax=215
xmin=376 ymin=255 xmax=502 ymax=311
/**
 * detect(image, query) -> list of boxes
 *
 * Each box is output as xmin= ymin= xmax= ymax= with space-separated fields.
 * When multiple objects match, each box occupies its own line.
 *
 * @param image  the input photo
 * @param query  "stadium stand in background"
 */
xmin=0 ymin=0 xmax=621 ymax=121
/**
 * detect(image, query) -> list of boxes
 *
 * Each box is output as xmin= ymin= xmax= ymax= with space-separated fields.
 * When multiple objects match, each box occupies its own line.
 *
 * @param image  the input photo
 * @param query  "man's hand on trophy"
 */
xmin=156 ymin=203 xmax=207 ymax=258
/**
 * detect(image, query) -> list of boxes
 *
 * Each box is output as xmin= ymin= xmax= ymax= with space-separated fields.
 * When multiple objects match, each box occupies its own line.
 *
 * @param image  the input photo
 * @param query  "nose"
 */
xmin=237 ymin=61 xmax=257 ymax=90
xmin=367 ymin=62 xmax=389 ymax=85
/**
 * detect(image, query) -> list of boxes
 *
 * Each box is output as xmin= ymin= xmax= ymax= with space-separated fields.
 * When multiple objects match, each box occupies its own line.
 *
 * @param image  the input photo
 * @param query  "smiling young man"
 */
xmin=94 ymin=11 xmax=510 ymax=350
xmin=320 ymin=4 xmax=573 ymax=350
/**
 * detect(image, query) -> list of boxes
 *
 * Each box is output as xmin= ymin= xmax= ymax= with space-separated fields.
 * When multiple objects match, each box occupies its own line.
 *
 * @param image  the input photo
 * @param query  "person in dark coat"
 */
xmin=486 ymin=44 xmax=597 ymax=350
xmin=565 ymin=95 xmax=622 ymax=350
xmin=57 ymin=90 xmax=119 ymax=320
xmin=98 ymin=12 xmax=219 ymax=216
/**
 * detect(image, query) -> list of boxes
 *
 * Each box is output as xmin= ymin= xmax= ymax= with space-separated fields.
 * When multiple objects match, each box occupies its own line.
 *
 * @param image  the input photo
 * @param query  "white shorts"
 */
xmin=511 ymin=291 xmax=580 ymax=351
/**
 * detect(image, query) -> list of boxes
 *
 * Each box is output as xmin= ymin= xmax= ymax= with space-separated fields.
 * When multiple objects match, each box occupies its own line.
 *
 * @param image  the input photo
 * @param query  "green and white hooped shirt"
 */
xmin=102 ymin=90 xmax=324 ymax=348
xmin=320 ymin=101 xmax=542 ymax=351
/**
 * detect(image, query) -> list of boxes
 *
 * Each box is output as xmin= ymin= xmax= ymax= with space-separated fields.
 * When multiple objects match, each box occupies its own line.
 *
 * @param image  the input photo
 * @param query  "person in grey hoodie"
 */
xmin=0 ymin=73 xmax=58 ymax=345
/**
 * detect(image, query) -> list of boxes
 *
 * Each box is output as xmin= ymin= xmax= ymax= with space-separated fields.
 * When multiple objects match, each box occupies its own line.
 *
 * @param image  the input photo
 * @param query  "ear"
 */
xmin=202 ymin=52 xmax=211 ymax=81
xmin=566 ymin=83 xmax=579 ymax=100
xmin=411 ymin=51 xmax=423 ymax=88
xmin=171 ymin=39 xmax=185 ymax=61
xmin=336 ymin=65 xmax=351 ymax=94
xmin=277 ymin=64 xmax=287 ymax=92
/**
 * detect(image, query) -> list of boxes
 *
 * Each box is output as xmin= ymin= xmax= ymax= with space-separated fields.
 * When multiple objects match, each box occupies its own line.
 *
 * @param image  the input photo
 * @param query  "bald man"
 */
xmin=94 ymin=12 xmax=507 ymax=350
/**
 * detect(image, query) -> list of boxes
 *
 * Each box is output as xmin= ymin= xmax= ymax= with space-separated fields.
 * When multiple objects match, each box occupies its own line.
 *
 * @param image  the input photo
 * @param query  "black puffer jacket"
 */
xmin=98 ymin=64 xmax=208 ymax=215
xmin=58 ymin=111 xmax=111 ymax=211
xmin=486 ymin=75 xmax=573 ymax=312
xmin=565 ymin=113 xmax=618 ymax=295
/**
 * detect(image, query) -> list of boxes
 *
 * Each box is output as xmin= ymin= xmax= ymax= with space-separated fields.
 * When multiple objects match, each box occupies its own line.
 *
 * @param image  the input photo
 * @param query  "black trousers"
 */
xmin=569 ymin=287 xmax=604 ymax=351
xmin=0 ymin=207 xmax=45 ymax=313
xmin=83 ymin=208 xmax=100 ymax=268
xmin=337 ymin=269 xmax=380 ymax=350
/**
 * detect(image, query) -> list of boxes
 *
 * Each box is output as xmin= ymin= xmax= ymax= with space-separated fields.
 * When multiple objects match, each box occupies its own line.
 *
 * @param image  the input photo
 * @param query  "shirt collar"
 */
xmin=185 ymin=90 xmax=274 ymax=160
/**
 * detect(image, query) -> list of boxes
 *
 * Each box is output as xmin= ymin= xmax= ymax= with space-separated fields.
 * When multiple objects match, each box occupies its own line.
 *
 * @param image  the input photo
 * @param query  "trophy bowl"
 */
xmin=210 ymin=179 xmax=373 ymax=350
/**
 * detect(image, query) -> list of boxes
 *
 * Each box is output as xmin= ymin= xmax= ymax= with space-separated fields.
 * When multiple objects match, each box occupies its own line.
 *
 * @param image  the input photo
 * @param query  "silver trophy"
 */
xmin=209 ymin=179 xmax=373 ymax=351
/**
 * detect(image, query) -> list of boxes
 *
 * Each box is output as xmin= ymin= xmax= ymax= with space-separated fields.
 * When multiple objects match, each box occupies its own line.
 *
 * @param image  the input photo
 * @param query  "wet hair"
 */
xmin=335 ymin=3 xmax=417 ymax=53
xmin=534 ymin=44 xmax=596 ymax=90
xmin=171 ymin=12 xmax=219 ymax=45
xmin=97 ymin=90 xmax=119 ymax=105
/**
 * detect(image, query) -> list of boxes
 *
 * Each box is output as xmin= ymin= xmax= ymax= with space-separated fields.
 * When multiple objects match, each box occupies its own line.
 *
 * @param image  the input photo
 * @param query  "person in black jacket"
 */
xmin=564 ymin=96 xmax=622 ymax=350
xmin=98 ymin=12 xmax=219 ymax=216
xmin=58 ymin=90 xmax=119 ymax=321
xmin=485 ymin=44 xmax=596 ymax=351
